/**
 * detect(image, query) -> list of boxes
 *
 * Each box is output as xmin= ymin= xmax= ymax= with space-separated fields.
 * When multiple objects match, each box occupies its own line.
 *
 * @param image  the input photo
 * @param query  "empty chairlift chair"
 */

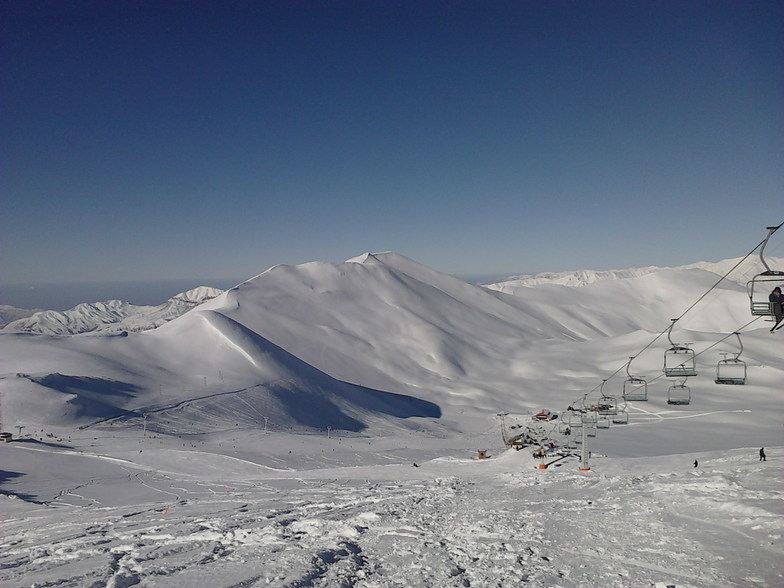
xmin=747 ymin=225 xmax=784 ymax=318
xmin=667 ymin=379 xmax=691 ymax=405
xmin=612 ymin=408 xmax=629 ymax=425
xmin=715 ymin=332 xmax=747 ymax=385
xmin=663 ymin=319 xmax=697 ymax=377
xmin=597 ymin=379 xmax=619 ymax=416
xmin=611 ymin=394 xmax=629 ymax=425
xmin=565 ymin=407 xmax=583 ymax=430
xmin=623 ymin=357 xmax=648 ymax=401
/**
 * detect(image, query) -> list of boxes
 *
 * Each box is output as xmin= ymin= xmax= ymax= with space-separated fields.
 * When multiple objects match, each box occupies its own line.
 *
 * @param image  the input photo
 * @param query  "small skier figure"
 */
xmin=759 ymin=447 xmax=766 ymax=462
xmin=693 ymin=459 xmax=698 ymax=468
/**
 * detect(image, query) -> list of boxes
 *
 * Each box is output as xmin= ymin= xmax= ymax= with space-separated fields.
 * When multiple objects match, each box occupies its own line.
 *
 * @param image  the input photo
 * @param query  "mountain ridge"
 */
xmin=2 ymin=286 xmax=223 ymax=335
xmin=485 ymin=256 xmax=784 ymax=290
xmin=1 ymin=250 xmax=782 ymax=452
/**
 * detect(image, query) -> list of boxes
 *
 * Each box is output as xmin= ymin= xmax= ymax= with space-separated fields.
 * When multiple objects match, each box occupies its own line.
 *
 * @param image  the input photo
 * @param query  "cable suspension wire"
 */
xmin=580 ymin=222 xmax=783 ymax=400
xmin=672 ymin=224 xmax=780 ymax=324
xmin=641 ymin=316 xmax=762 ymax=389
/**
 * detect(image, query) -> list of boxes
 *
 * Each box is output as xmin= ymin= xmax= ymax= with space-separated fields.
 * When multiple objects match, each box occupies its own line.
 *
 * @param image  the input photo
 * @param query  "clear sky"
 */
xmin=3 ymin=1 xmax=783 ymax=302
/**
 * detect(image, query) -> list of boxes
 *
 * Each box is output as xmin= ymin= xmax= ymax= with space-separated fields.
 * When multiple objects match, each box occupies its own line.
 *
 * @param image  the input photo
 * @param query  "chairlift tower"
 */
xmin=579 ymin=414 xmax=590 ymax=471
xmin=497 ymin=412 xmax=509 ymax=445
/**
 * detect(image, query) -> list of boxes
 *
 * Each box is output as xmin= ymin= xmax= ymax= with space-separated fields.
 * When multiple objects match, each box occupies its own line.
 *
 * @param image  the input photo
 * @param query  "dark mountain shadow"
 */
xmin=0 ymin=469 xmax=43 ymax=504
xmin=335 ymin=382 xmax=442 ymax=420
xmin=32 ymin=373 xmax=140 ymax=398
xmin=30 ymin=373 xmax=140 ymax=420
xmin=204 ymin=311 xmax=442 ymax=431
xmin=13 ymin=438 xmax=72 ymax=449
xmin=0 ymin=469 xmax=25 ymax=484
xmin=128 ymin=311 xmax=442 ymax=434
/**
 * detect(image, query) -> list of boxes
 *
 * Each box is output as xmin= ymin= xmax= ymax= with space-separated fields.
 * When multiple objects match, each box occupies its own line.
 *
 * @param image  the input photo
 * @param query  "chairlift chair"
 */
xmin=663 ymin=319 xmax=697 ymax=377
xmin=747 ymin=226 xmax=784 ymax=317
xmin=716 ymin=358 xmax=747 ymax=385
xmin=667 ymin=380 xmax=691 ymax=405
xmin=611 ymin=395 xmax=629 ymax=424
xmin=582 ymin=412 xmax=598 ymax=427
xmin=622 ymin=358 xmax=648 ymax=401
xmin=596 ymin=415 xmax=611 ymax=429
xmin=566 ymin=408 xmax=583 ymax=429
xmin=612 ymin=410 xmax=629 ymax=425
xmin=623 ymin=376 xmax=648 ymax=401
xmin=597 ymin=379 xmax=619 ymax=415
xmin=715 ymin=333 xmax=747 ymax=385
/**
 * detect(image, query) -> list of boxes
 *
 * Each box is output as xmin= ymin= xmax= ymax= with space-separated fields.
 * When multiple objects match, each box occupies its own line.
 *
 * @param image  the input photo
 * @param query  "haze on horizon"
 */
xmin=2 ymin=1 xmax=783 ymax=297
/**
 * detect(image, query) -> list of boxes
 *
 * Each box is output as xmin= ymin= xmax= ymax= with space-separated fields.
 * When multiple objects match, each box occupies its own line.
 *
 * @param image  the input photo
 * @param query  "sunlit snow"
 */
xmin=1 ymin=252 xmax=782 ymax=587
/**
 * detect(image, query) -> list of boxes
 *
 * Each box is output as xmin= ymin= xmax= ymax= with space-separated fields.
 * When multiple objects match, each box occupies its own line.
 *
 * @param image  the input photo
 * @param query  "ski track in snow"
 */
xmin=2 ymin=448 xmax=781 ymax=588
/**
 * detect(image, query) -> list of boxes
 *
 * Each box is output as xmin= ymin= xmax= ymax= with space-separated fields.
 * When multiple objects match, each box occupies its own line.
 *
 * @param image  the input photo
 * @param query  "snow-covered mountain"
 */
xmin=2 ymin=286 xmax=223 ymax=335
xmin=0 ymin=304 xmax=43 ymax=328
xmin=2 ymin=251 xmax=783 ymax=587
xmin=485 ymin=256 xmax=784 ymax=290
xmin=1 ymin=251 xmax=781 ymax=448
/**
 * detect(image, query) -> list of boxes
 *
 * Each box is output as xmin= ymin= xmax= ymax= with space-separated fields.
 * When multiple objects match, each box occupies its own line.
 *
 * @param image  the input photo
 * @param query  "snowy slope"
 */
xmin=1 ymin=436 xmax=781 ymax=587
xmin=1 ymin=251 xmax=781 ymax=445
xmin=2 ymin=286 xmax=223 ymax=335
xmin=1 ymin=251 xmax=783 ymax=587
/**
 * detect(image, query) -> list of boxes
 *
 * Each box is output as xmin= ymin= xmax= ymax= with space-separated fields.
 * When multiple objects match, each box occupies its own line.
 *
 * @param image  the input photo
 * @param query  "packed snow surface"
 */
xmin=1 ymin=251 xmax=782 ymax=587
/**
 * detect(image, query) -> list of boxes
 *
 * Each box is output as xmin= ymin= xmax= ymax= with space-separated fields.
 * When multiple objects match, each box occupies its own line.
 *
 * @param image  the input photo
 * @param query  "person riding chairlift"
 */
xmin=770 ymin=287 xmax=784 ymax=332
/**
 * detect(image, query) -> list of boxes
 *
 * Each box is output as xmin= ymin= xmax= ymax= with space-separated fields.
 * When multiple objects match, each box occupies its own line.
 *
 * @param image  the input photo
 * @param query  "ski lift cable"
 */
xmin=578 ymin=316 xmax=756 ymax=402
xmin=623 ymin=226 xmax=778 ymax=366
xmin=581 ymin=242 xmax=769 ymax=399
xmin=671 ymin=224 xmax=780 ymax=325
xmin=578 ymin=224 xmax=781 ymax=402
xmin=638 ymin=316 xmax=762 ymax=388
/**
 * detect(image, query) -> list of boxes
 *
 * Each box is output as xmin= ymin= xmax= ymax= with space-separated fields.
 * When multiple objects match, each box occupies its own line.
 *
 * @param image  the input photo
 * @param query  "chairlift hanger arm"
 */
xmin=759 ymin=224 xmax=782 ymax=272
xmin=733 ymin=332 xmax=743 ymax=360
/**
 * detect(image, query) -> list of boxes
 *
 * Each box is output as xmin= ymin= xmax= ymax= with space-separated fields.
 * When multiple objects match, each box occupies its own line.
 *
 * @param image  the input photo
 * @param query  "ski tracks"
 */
xmin=2 ymin=461 xmax=782 ymax=587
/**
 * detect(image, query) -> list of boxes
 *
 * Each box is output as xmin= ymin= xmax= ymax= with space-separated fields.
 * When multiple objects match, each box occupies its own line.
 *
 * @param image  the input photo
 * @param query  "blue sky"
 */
xmin=3 ymin=1 xmax=783 ymax=304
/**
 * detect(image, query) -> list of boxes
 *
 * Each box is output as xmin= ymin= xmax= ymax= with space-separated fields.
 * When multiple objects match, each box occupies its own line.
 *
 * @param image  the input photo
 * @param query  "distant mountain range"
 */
xmin=2 ymin=286 xmax=222 ymax=334
xmin=4 ymin=256 xmax=779 ymax=336
xmin=485 ymin=257 xmax=781 ymax=290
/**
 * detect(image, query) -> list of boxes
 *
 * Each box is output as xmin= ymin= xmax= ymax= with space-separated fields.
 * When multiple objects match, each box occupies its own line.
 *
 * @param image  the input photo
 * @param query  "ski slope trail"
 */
xmin=2 ymin=446 xmax=781 ymax=588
